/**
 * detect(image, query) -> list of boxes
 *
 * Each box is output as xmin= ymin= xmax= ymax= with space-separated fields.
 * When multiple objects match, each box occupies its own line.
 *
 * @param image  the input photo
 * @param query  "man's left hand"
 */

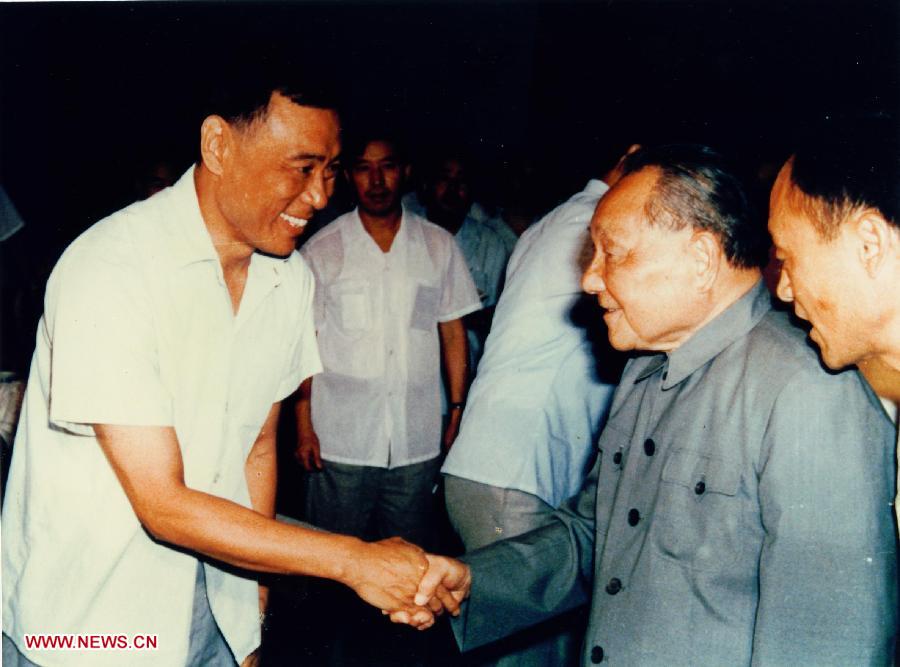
xmin=442 ymin=411 xmax=462 ymax=452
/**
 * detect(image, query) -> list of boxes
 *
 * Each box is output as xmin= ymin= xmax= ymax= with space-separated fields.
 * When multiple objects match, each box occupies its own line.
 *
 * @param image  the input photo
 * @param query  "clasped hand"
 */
xmin=344 ymin=537 xmax=471 ymax=631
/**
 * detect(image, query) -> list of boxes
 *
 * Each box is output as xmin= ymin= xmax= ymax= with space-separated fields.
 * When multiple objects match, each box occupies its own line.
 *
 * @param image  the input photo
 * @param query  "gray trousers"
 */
xmin=305 ymin=456 xmax=442 ymax=549
xmin=444 ymin=475 xmax=582 ymax=667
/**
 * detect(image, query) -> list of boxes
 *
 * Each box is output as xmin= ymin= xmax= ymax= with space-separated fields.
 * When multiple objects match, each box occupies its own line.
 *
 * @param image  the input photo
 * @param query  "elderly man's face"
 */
xmin=582 ymin=168 xmax=706 ymax=352
xmin=217 ymin=92 xmax=340 ymax=257
xmin=768 ymin=163 xmax=870 ymax=369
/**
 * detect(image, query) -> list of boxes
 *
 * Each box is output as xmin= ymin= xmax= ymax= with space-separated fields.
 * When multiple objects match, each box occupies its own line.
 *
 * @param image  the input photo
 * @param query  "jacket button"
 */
xmin=591 ymin=645 xmax=604 ymax=663
xmin=628 ymin=508 xmax=640 ymax=526
xmin=643 ymin=438 xmax=655 ymax=456
xmin=612 ymin=451 xmax=622 ymax=465
xmin=695 ymin=480 xmax=706 ymax=495
xmin=605 ymin=578 xmax=622 ymax=595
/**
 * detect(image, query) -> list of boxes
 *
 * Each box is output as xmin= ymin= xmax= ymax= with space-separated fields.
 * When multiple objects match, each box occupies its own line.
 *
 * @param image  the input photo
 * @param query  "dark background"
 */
xmin=1 ymin=3 xmax=897 ymax=662
xmin=1 ymin=0 xmax=897 ymax=372
xmin=2 ymin=0 xmax=897 ymax=253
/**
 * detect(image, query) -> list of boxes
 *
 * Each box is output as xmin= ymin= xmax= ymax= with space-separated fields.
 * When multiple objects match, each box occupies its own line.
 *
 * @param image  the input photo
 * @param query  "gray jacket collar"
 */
xmin=635 ymin=280 xmax=771 ymax=389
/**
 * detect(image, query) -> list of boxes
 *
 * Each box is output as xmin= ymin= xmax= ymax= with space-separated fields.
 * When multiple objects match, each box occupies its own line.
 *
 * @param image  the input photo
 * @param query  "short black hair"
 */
xmin=202 ymin=58 xmax=340 ymax=129
xmin=622 ymin=144 xmax=768 ymax=269
xmin=788 ymin=115 xmax=899 ymax=239
xmin=342 ymin=132 xmax=408 ymax=165
xmin=418 ymin=146 xmax=475 ymax=185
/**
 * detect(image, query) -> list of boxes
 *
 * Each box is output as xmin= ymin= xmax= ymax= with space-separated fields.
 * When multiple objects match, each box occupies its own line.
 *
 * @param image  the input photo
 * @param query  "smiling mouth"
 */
xmin=280 ymin=212 xmax=309 ymax=229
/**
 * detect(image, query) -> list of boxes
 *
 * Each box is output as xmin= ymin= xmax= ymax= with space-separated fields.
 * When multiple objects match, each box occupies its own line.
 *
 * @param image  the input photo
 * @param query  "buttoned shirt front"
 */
xmin=301 ymin=208 xmax=480 ymax=468
xmin=2 ymin=168 xmax=321 ymax=666
xmin=443 ymin=180 xmax=616 ymax=507
xmin=455 ymin=282 xmax=897 ymax=665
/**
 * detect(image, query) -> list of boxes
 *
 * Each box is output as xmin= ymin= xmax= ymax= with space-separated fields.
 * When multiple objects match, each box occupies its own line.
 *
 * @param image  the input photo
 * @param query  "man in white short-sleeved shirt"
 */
xmin=422 ymin=154 xmax=510 ymax=367
xmin=1 ymin=80 xmax=461 ymax=667
xmin=296 ymin=135 xmax=480 ymax=547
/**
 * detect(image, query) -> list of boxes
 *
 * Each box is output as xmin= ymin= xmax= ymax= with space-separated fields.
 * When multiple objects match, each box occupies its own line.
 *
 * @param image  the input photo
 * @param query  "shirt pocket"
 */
xmin=410 ymin=284 xmax=441 ymax=331
xmin=328 ymin=279 xmax=372 ymax=338
xmin=653 ymin=448 xmax=743 ymax=572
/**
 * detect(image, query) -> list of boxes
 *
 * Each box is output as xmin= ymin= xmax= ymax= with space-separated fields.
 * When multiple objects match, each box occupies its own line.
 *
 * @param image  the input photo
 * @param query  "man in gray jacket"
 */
xmin=407 ymin=144 xmax=897 ymax=666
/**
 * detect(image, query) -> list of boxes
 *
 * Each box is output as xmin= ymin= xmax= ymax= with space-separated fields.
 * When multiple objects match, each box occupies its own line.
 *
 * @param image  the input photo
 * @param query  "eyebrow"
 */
xmin=597 ymin=231 xmax=618 ymax=247
xmin=289 ymin=153 xmax=328 ymax=162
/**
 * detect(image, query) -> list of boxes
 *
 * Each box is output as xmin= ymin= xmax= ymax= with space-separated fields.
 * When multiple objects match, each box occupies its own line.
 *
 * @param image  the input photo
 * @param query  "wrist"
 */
xmin=331 ymin=535 xmax=365 ymax=586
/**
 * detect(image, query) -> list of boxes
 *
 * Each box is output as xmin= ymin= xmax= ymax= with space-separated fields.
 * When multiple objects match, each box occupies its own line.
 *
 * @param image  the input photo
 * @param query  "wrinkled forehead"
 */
xmin=591 ymin=168 xmax=659 ymax=235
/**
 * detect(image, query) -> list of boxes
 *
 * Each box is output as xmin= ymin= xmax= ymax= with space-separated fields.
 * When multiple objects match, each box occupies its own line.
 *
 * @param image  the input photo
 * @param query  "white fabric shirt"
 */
xmin=301 ymin=208 xmax=480 ymax=468
xmin=442 ymin=180 xmax=616 ymax=507
xmin=2 ymin=168 xmax=321 ymax=666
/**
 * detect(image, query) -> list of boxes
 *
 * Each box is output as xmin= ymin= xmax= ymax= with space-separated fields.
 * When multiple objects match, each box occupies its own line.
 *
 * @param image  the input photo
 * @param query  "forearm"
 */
xmin=245 ymin=406 xmax=279 ymax=615
xmin=294 ymin=376 xmax=314 ymax=433
xmin=94 ymin=422 xmax=427 ymax=613
xmin=148 ymin=485 xmax=360 ymax=582
xmin=245 ymin=421 xmax=277 ymax=519
xmin=439 ymin=319 xmax=468 ymax=403
xmin=453 ymin=519 xmax=590 ymax=651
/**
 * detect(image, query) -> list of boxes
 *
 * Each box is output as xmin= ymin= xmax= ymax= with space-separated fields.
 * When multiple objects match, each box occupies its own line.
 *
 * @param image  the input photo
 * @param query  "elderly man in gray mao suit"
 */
xmin=406 ymin=144 xmax=897 ymax=666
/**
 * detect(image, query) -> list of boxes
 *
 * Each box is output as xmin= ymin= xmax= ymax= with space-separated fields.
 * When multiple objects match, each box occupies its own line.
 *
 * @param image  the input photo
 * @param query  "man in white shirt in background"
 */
xmin=421 ymin=152 xmax=511 ymax=366
xmin=1 ymin=74 xmax=462 ymax=667
xmin=296 ymin=133 xmax=480 ymax=549
xmin=440 ymin=144 xmax=635 ymax=666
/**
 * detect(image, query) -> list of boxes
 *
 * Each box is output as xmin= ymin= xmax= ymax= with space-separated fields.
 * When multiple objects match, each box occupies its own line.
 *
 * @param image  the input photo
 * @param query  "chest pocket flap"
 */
xmin=328 ymin=279 xmax=371 ymax=334
xmin=661 ymin=448 xmax=740 ymax=497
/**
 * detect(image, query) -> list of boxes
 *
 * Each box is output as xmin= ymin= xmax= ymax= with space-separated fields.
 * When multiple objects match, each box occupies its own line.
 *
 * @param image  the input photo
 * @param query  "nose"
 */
xmin=582 ymin=254 xmax=606 ymax=294
xmin=300 ymin=171 xmax=328 ymax=211
xmin=372 ymin=166 xmax=385 ymax=187
xmin=775 ymin=267 xmax=793 ymax=303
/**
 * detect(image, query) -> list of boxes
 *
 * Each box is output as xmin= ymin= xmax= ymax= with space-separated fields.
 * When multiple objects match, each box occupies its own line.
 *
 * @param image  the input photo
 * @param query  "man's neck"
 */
xmin=428 ymin=210 xmax=466 ymax=235
xmin=668 ymin=269 xmax=762 ymax=352
xmin=194 ymin=166 xmax=253 ymax=312
xmin=359 ymin=206 xmax=402 ymax=253
xmin=874 ymin=314 xmax=900 ymax=378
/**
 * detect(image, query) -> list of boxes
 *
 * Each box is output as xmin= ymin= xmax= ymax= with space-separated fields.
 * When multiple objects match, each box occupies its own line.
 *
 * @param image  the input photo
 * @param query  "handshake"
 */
xmin=341 ymin=536 xmax=472 ymax=630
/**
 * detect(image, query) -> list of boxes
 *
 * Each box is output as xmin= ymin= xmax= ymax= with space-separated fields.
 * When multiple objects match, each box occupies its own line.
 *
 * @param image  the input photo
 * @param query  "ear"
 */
xmin=688 ymin=230 xmax=721 ymax=292
xmin=199 ymin=115 xmax=231 ymax=176
xmin=851 ymin=209 xmax=894 ymax=278
xmin=403 ymin=164 xmax=412 ymax=182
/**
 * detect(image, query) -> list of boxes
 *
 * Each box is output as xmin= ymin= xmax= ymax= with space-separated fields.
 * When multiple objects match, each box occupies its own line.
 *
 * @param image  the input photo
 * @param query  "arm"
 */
xmin=462 ymin=307 xmax=495 ymax=347
xmin=245 ymin=403 xmax=280 ymax=617
xmin=402 ymin=453 xmax=601 ymax=643
xmin=93 ymin=422 xmax=428 ymax=614
xmin=293 ymin=376 xmax=322 ymax=471
xmin=751 ymin=369 xmax=896 ymax=663
xmin=438 ymin=317 xmax=469 ymax=451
